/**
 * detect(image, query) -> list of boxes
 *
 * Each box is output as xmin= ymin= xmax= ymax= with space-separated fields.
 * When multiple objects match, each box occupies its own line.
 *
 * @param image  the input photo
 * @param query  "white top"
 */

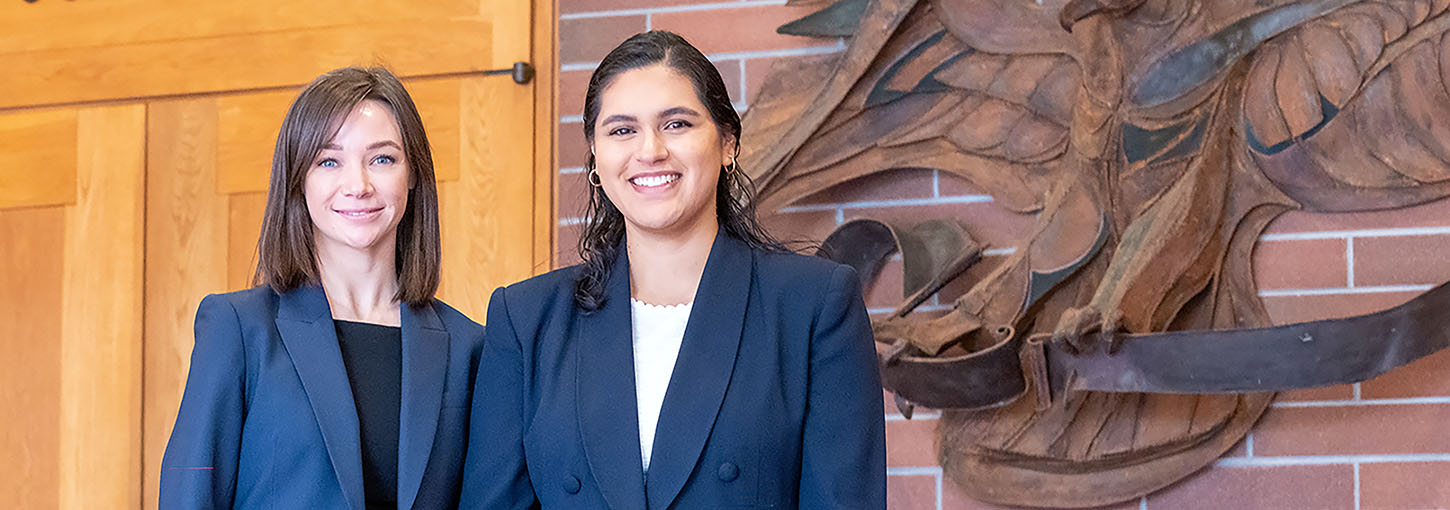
xmin=629 ymin=298 xmax=693 ymax=473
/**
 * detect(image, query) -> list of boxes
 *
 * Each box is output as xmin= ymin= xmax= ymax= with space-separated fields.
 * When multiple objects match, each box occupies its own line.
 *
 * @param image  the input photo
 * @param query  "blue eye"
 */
xmin=316 ymin=158 xmax=338 ymax=168
xmin=373 ymin=155 xmax=396 ymax=165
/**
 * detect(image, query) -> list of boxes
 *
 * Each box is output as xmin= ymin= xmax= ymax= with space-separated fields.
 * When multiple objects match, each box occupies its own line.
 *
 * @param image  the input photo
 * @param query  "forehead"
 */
xmin=597 ymin=65 xmax=705 ymax=117
xmin=328 ymin=99 xmax=403 ymax=141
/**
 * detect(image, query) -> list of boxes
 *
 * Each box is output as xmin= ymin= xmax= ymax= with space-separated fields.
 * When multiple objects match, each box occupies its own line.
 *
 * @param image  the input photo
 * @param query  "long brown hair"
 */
xmin=253 ymin=66 xmax=441 ymax=306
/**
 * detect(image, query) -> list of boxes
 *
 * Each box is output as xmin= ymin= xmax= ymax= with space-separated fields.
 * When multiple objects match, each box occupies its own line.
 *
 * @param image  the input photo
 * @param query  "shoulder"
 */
xmin=751 ymin=249 xmax=857 ymax=293
xmin=426 ymin=299 xmax=485 ymax=336
xmin=495 ymin=264 xmax=583 ymax=310
xmin=197 ymin=285 xmax=279 ymax=323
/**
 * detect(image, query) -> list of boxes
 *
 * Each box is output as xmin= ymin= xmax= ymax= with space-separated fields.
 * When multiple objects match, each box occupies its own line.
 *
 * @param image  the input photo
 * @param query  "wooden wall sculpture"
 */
xmin=739 ymin=0 xmax=1450 ymax=506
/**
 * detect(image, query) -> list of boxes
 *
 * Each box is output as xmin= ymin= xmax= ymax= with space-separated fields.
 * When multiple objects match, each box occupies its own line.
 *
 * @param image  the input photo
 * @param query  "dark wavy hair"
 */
xmin=574 ymin=30 xmax=784 ymax=311
xmin=253 ymin=66 xmax=441 ymax=306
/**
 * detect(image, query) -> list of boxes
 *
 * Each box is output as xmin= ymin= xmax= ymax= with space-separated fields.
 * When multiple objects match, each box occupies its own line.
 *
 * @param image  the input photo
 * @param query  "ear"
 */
xmin=720 ymin=133 xmax=738 ymax=167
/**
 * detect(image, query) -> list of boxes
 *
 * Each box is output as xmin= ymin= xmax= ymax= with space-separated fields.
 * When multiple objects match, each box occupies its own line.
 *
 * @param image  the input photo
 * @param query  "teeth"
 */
xmin=630 ymin=174 xmax=677 ymax=187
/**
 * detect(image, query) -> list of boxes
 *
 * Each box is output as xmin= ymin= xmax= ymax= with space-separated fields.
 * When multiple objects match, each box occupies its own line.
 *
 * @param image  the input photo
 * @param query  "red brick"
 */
xmin=1264 ymin=199 xmax=1450 ymax=234
xmin=1250 ymin=239 xmax=1347 ymax=290
xmin=717 ymin=60 xmax=744 ymax=105
xmin=1359 ymin=462 xmax=1450 ymax=509
xmin=842 ymin=203 xmax=1035 ymax=251
xmin=760 ymin=209 xmax=837 ymax=246
xmin=1224 ymin=432 xmax=1250 ymax=458
xmin=1276 ymin=384 xmax=1355 ymax=402
xmin=652 ymin=4 xmax=833 ymax=56
xmin=862 ymin=258 xmax=907 ymax=311
xmin=555 ymin=224 xmax=583 ymax=268
xmin=560 ymin=16 xmax=648 ymax=64
xmin=1361 ymin=348 xmax=1450 ymax=399
xmin=561 ymin=0 xmax=717 ymax=15
xmin=558 ymin=170 xmax=592 ymax=220
xmin=1252 ymin=404 xmax=1450 ymax=456
xmin=941 ymin=479 xmax=1141 ymax=510
xmin=1353 ymin=235 xmax=1450 ymax=287
xmin=888 ymin=474 xmax=938 ymax=510
xmin=559 ymin=121 xmax=590 ymax=169
xmin=1260 ymin=292 xmax=1417 ymax=324
xmin=795 ymin=168 xmax=936 ymax=206
xmin=886 ymin=418 xmax=939 ymax=467
xmin=559 ymin=69 xmax=593 ymax=119
xmin=1145 ymin=465 xmax=1353 ymax=510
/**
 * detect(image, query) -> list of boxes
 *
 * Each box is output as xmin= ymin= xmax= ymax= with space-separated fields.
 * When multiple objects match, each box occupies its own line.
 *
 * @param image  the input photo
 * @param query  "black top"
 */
xmin=334 ymin=319 xmax=402 ymax=510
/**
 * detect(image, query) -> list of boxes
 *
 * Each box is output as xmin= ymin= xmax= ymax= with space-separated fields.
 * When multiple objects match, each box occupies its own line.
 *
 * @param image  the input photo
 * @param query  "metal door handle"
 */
xmin=483 ymin=62 xmax=535 ymax=84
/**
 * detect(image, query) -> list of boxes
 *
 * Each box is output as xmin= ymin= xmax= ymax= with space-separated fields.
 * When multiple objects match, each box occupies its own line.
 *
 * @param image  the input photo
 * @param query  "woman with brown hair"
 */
xmin=462 ymin=31 xmax=885 ymax=509
xmin=160 ymin=67 xmax=483 ymax=509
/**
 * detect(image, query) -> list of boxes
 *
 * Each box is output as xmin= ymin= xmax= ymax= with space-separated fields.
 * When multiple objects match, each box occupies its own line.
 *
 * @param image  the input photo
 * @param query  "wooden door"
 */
xmin=0 ymin=105 xmax=147 ymax=509
xmin=0 ymin=1 xmax=555 ymax=508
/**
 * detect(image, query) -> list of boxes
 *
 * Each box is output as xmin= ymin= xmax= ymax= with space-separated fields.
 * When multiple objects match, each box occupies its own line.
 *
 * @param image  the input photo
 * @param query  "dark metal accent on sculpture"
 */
xmin=745 ymin=0 xmax=1450 ymax=506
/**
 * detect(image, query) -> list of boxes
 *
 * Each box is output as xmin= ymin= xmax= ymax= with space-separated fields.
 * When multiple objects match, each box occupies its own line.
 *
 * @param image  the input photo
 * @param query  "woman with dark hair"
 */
xmin=160 ymin=67 xmax=483 ymax=509
xmin=462 ymin=31 xmax=885 ymax=509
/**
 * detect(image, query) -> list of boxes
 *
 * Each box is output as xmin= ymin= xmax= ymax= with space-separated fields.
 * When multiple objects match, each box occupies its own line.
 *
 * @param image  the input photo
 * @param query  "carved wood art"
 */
xmin=738 ymin=0 xmax=1450 ymax=506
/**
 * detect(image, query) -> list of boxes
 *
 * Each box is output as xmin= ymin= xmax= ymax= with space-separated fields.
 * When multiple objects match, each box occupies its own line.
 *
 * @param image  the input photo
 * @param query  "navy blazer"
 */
xmin=159 ymin=285 xmax=484 ymax=510
xmin=460 ymin=233 xmax=886 ymax=509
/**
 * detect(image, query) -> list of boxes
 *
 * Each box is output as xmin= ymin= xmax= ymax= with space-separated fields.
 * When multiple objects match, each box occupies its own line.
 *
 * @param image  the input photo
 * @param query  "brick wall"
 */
xmin=553 ymin=2 xmax=1450 ymax=508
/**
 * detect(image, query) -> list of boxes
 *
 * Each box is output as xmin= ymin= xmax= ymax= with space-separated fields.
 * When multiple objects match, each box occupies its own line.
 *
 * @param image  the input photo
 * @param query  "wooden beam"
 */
xmin=0 ymin=20 xmax=493 ymax=110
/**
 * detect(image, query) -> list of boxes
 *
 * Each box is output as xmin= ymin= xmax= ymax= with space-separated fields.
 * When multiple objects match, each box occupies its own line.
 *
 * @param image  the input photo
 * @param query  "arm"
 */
xmin=158 ymin=294 xmax=247 ymax=510
xmin=459 ymin=287 xmax=539 ymax=509
xmin=799 ymin=265 xmax=887 ymax=510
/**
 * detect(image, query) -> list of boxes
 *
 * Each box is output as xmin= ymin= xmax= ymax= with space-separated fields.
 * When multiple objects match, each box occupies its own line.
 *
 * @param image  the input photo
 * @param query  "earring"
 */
xmin=727 ymin=156 xmax=739 ymax=176
xmin=588 ymin=168 xmax=602 ymax=187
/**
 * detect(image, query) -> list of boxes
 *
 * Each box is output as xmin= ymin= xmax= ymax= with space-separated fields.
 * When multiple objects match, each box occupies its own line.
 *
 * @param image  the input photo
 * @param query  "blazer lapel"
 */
xmin=273 ymin=286 xmax=365 ymax=510
xmin=397 ymin=302 xmax=448 ymax=510
xmin=576 ymin=245 xmax=649 ymax=510
xmin=645 ymin=233 xmax=751 ymax=510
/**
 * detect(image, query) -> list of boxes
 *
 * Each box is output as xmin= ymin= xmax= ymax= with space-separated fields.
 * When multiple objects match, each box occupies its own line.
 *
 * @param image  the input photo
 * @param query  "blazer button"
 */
xmin=717 ymin=462 xmax=739 ymax=482
xmin=562 ymin=475 xmax=581 ymax=494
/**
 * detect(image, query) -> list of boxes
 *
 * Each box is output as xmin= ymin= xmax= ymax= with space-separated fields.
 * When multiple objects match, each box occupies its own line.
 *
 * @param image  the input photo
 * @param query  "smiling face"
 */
xmin=303 ymin=99 xmax=411 ymax=260
xmin=591 ymin=64 xmax=734 ymax=239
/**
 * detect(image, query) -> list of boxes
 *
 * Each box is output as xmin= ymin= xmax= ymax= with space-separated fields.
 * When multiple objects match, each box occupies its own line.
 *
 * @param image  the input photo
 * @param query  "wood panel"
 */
xmin=1 ymin=20 xmax=493 ymax=109
xmin=437 ymin=76 xmax=539 ymax=319
xmin=0 ymin=109 xmax=78 ymax=209
xmin=0 ymin=0 xmax=481 ymax=54
xmin=142 ymin=98 xmax=228 ymax=510
xmin=59 ymin=104 xmax=146 ymax=509
xmin=532 ymin=0 xmax=559 ymax=270
xmin=227 ymin=192 xmax=267 ymax=292
xmin=215 ymin=91 xmax=295 ymax=195
xmin=0 ymin=206 xmax=66 ymax=510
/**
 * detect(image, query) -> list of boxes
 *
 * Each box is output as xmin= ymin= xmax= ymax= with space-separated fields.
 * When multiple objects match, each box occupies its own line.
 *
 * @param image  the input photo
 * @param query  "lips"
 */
xmin=628 ymin=172 xmax=680 ymax=188
xmin=334 ymin=206 xmax=384 ymax=218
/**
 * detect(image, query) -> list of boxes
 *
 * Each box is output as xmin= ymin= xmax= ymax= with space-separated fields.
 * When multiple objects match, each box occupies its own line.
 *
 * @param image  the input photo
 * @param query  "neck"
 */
xmin=315 ymin=240 xmax=402 ymax=326
xmin=625 ymin=216 xmax=718 ymax=307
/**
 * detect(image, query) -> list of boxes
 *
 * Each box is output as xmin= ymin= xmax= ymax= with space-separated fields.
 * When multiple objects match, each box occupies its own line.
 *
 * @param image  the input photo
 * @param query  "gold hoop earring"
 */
xmin=587 ymin=168 xmax=602 ymax=187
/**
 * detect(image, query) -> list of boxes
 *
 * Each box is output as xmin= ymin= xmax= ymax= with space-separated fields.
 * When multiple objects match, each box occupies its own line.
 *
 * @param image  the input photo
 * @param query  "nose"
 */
xmin=635 ymin=130 xmax=669 ymax=163
xmin=340 ymin=162 xmax=374 ymax=197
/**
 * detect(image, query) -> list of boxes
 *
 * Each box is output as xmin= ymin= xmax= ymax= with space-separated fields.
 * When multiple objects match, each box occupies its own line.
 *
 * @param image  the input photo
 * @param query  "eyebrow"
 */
xmin=319 ymin=140 xmax=403 ymax=151
xmin=599 ymin=106 xmax=704 ymax=126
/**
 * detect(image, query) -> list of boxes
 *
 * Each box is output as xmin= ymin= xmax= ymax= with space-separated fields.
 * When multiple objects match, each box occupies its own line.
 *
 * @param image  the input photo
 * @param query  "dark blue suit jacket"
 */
xmin=159 ymin=285 xmax=484 ymax=510
xmin=460 ymin=233 xmax=886 ymax=509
